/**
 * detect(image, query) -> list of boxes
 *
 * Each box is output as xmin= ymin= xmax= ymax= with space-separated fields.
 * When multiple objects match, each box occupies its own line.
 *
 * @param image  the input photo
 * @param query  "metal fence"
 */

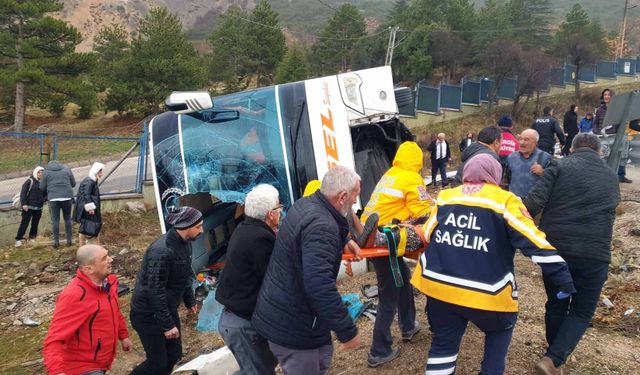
xmin=405 ymin=56 xmax=639 ymax=118
xmin=0 ymin=124 xmax=149 ymax=206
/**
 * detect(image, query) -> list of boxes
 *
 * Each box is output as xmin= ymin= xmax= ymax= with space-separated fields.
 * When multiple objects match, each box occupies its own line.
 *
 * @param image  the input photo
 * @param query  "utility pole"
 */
xmin=618 ymin=0 xmax=629 ymax=58
xmin=385 ymin=26 xmax=399 ymax=66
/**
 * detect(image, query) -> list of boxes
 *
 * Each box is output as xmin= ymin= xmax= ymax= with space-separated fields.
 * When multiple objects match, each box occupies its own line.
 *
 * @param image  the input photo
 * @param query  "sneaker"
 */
xmin=619 ymin=176 xmax=633 ymax=183
xmin=401 ymin=321 xmax=421 ymax=342
xmin=368 ymin=347 xmax=400 ymax=368
xmin=28 ymin=239 xmax=37 ymax=246
xmin=535 ymin=356 xmax=564 ymax=375
xmin=354 ymin=213 xmax=379 ymax=248
xmin=53 ymin=242 xmax=60 ymax=249
xmin=15 ymin=240 xmax=23 ymax=248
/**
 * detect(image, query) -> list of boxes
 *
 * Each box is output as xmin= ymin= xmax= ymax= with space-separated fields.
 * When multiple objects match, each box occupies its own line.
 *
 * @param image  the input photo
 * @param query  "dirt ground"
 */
xmin=1 ymin=170 xmax=639 ymax=375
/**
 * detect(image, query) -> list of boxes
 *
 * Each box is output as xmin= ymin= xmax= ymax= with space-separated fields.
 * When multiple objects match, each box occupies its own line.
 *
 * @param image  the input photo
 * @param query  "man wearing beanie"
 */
xmin=498 ymin=115 xmax=520 ymax=165
xmin=130 ymin=206 xmax=203 ymax=375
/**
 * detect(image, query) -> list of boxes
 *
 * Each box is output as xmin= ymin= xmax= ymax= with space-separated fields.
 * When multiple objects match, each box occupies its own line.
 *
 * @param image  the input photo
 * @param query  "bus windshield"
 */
xmin=180 ymin=87 xmax=293 ymax=208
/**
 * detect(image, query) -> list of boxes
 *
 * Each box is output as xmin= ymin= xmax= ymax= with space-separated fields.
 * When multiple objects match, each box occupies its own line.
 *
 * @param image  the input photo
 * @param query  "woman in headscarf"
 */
xmin=14 ymin=166 xmax=45 ymax=247
xmin=74 ymin=162 xmax=104 ymax=246
xmin=411 ymin=154 xmax=576 ymax=375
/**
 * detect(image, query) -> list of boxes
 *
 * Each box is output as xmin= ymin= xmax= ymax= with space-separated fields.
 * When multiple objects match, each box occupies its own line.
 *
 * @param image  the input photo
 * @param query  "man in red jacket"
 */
xmin=43 ymin=245 xmax=132 ymax=375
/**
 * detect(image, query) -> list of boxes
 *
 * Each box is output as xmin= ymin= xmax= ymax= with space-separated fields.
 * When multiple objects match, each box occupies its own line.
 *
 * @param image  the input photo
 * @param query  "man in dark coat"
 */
xmin=524 ymin=134 xmax=620 ymax=375
xmin=74 ymin=162 xmax=104 ymax=246
xmin=216 ymin=184 xmax=282 ymax=374
xmin=252 ymin=166 xmax=362 ymax=375
xmin=531 ymin=106 xmax=565 ymax=155
xmin=454 ymin=125 xmax=502 ymax=185
xmin=40 ymin=160 xmax=75 ymax=248
xmin=427 ymin=133 xmax=451 ymax=187
xmin=130 ymin=206 xmax=203 ymax=375
xmin=15 ymin=166 xmax=45 ymax=247
xmin=562 ymin=104 xmax=579 ymax=156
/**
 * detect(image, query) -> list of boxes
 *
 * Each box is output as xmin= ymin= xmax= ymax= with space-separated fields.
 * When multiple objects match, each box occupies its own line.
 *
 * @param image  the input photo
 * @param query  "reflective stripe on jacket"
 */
xmin=411 ymin=183 xmax=573 ymax=312
xmin=362 ymin=141 xmax=432 ymax=224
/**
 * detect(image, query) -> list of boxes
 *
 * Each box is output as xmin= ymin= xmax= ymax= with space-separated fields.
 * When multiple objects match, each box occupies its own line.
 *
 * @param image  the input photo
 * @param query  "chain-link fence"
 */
xmin=0 ymin=125 xmax=149 ymax=206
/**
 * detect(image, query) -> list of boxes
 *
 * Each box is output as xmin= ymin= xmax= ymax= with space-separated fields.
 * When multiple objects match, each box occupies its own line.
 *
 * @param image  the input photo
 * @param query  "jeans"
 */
xmin=618 ymin=164 xmax=626 ymax=178
xmin=268 ymin=341 xmax=333 ymax=375
xmin=49 ymin=200 xmax=73 ymax=246
xmin=15 ymin=209 xmax=42 ymax=240
xmin=130 ymin=310 xmax=182 ymax=375
xmin=218 ymin=309 xmax=277 ymax=375
xmin=426 ymin=297 xmax=517 ymax=375
xmin=369 ymin=257 xmax=416 ymax=357
xmin=542 ymin=256 xmax=608 ymax=366
xmin=431 ymin=159 xmax=448 ymax=186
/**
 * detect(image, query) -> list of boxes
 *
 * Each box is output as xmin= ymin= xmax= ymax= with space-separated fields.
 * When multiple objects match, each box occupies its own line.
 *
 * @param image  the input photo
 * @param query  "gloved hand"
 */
xmin=557 ymin=291 xmax=571 ymax=300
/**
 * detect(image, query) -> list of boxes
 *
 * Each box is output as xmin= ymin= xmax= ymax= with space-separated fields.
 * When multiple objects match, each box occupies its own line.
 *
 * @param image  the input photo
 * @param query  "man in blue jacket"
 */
xmin=252 ymin=166 xmax=362 ymax=375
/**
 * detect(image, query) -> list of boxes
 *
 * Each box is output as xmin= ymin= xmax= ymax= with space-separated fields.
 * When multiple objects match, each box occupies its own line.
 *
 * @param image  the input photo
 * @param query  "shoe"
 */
xmin=368 ymin=348 xmax=400 ymax=368
xmin=535 ymin=356 xmax=564 ymax=375
xmin=53 ymin=242 xmax=60 ymax=249
xmin=401 ymin=321 xmax=421 ymax=342
xmin=28 ymin=239 xmax=37 ymax=246
xmin=619 ymin=176 xmax=632 ymax=183
xmin=355 ymin=213 xmax=379 ymax=248
xmin=15 ymin=240 xmax=23 ymax=248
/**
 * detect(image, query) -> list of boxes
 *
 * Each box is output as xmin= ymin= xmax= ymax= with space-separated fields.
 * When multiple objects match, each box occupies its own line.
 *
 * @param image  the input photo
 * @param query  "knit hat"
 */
xmin=166 ymin=206 xmax=203 ymax=229
xmin=498 ymin=115 xmax=513 ymax=128
xmin=463 ymin=154 xmax=503 ymax=185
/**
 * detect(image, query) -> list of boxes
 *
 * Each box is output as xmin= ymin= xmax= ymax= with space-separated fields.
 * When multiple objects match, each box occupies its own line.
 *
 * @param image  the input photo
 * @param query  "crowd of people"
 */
xmin=37 ymin=89 xmax=634 ymax=375
xmin=15 ymin=160 xmax=104 ymax=248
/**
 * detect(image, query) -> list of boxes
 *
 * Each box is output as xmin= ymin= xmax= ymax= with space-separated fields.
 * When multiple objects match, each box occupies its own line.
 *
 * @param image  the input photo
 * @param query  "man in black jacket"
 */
xmin=524 ymin=134 xmax=620 ymax=375
xmin=130 ymin=206 xmax=203 ymax=375
xmin=531 ymin=106 xmax=565 ymax=155
xmin=216 ymin=184 xmax=281 ymax=374
xmin=454 ymin=125 xmax=502 ymax=185
xmin=252 ymin=166 xmax=361 ymax=375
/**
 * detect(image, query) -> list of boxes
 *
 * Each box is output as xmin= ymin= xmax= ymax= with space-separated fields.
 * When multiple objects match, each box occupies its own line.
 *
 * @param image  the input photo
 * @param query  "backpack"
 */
xmin=12 ymin=178 xmax=34 ymax=210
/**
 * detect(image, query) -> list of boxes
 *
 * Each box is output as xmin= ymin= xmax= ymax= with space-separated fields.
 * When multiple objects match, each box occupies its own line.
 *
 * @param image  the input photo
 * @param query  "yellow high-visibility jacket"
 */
xmin=362 ymin=141 xmax=432 ymax=225
xmin=411 ymin=183 xmax=574 ymax=312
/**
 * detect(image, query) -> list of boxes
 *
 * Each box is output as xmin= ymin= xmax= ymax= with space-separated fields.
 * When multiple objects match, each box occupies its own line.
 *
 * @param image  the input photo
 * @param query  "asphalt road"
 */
xmin=0 ymin=156 xmax=145 ymax=205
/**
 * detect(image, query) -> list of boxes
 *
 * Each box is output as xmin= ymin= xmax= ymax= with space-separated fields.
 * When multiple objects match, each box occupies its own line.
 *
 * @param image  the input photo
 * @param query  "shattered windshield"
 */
xmin=180 ymin=87 xmax=293 ymax=208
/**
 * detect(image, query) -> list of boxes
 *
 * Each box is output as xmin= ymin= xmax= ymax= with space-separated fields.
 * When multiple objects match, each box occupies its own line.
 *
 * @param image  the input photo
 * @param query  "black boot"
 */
xmin=354 ymin=213 xmax=379 ymax=248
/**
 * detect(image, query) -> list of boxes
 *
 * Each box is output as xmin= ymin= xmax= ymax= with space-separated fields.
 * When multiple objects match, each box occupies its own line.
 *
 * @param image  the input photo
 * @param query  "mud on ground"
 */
xmin=1 ymin=179 xmax=639 ymax=374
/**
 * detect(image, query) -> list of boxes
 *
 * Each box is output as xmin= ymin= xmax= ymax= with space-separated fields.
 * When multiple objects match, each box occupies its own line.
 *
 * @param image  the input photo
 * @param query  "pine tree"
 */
xmin=312 ymin=4 xmax=367 ymax=75
xmin=274 ymin=44 xmax=310 ymax=84
xmin=553 ymin=4 xmax=606 ymax=97
xmin=0 ymin=0 xmax=88 ymax=130
xmin=126 ymin=7 xmax=207 ymax=114
xmin=208 ymin=6 xmax=256 ymax=92
xmin=249 ymin=0 xmax=286 ymax=86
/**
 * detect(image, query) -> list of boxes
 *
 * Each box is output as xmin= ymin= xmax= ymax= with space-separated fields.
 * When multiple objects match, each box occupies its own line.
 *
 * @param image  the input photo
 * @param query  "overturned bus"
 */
xmin=148 ymin=66 xmax=414 ymax=272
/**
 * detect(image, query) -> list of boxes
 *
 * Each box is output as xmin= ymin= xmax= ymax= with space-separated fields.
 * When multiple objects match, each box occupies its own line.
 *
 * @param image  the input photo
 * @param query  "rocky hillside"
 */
xmin=56 ymin=0 xmax=256 ymax=51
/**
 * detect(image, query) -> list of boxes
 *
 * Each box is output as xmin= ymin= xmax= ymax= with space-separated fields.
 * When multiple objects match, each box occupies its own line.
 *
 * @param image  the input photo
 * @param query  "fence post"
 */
xmin=136 ymin=122 xmax=149 ymax=193
xmin=52 ymin=133 xmax=57 ymax=160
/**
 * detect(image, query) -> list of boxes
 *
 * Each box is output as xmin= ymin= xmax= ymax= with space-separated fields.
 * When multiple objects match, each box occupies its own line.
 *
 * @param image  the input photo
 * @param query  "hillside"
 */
xmin=57 ymin=0 xmax=640 ymax=52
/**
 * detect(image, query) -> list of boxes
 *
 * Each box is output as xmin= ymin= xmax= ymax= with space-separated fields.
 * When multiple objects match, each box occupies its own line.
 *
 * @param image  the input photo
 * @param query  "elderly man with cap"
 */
xmin=130 ymin=206 xmax=204 ymax=375
xmin=43 ymin=244 xmax=132 ymax=375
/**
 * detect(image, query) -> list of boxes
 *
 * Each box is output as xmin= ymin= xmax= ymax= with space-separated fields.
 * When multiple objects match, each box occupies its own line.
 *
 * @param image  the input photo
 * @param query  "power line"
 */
xmin=227 ymin=12 xmax=387 ymax=41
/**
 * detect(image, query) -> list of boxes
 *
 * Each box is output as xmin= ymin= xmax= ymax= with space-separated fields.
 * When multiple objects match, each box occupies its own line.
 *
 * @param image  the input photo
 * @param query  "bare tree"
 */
xmin=479 ymin=39 xmax=522 ymax=112
xmin=511 ymin=50 xmax=552 ymax=119
xmin=430 ymin=31 xmax=469 ymax=82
